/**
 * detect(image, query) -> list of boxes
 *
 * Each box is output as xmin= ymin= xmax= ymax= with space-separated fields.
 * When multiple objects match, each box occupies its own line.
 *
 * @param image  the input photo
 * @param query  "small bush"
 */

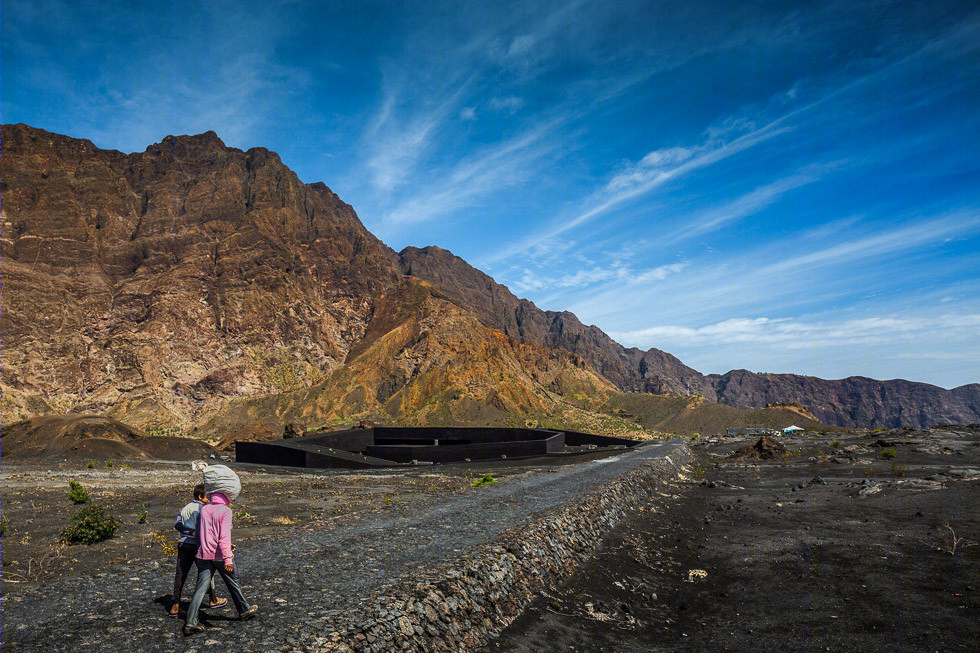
xmin=691 ymin=465 xmax=707 ymax=482
xmin=86 ymin=461 xmax=95 ymax=469
xmin=68 ymin=480 xmax=91 ymax=504
xmin=691 ymin=432 xmax=701 ymax=439
xmin=891 ymin=463 xmax=907 ymax=477
xmin=818 ymin=430 xmax=827 ymax=436
xmin=880 ymin=448 xmax=897 ymax=460
xmin=1 ymin=514 xmax=9 ymax=535
xmin=138 ymin=507 xmax=148 ymax=524
xmin=62 ymin=505 xmax=120 ymax=544
xmin=863 ymin=465 xmax=876 ymax=478
xmin=150 ymin=532 xmax=178 ymax=557
xmin=830 ymin=440 xmax=842 ymax=449
xmin=472 ymin=473 xmax=498 ymax=487
xmin=105 ymin=460 xmax=114 ymax=468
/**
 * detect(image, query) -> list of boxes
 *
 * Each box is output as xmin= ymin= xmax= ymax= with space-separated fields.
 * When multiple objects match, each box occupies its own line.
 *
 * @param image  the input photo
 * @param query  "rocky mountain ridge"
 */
xmin=3 ymin=123 xmax=976 ymax=432
xmin=397 ymin=247 xmax=980 ymax=428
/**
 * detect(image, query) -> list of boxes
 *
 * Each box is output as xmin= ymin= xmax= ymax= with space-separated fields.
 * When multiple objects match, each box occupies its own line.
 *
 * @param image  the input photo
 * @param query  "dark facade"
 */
xmin=235 ymin=427 xmax=640 ymax=469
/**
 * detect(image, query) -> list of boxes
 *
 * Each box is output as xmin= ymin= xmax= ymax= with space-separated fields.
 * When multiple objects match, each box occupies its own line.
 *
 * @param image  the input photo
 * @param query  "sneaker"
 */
xmin=184 ymin=624 xmax=204 ymax=635
xmin=239 ymin=605 xmax=259 ymax=620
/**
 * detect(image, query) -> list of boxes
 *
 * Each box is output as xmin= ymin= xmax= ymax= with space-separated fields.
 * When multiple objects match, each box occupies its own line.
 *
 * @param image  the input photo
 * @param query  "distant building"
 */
xmin=783 ymin=425 xmax=804 ymax=434
xmin=726 ymin=427 xmax=779 ymax=437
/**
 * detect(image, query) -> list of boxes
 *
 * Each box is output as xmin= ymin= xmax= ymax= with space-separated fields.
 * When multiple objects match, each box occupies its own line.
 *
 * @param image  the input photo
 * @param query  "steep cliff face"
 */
xmin=397 ymin=247 xmax=980 ymax=428
xmin=1 ymin=124 xmax=399 ymax=429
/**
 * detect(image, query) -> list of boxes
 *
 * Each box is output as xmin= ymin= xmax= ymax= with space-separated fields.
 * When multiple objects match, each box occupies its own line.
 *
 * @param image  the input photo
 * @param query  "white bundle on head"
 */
xmin=199 ymin=463 xmax=241 ymax=502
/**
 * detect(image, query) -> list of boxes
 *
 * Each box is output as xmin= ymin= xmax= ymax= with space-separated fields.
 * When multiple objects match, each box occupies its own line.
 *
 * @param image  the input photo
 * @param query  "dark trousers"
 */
xmin=185 ymin=559 xmax=251 ymax=627
xmin=173 ymin=542 xmax=216 ymax=607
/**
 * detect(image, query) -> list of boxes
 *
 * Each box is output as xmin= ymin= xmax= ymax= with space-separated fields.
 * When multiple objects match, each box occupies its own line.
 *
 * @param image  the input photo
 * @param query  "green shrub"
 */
xmin=86 ymin=461 xmax=95 ymax=469
xmin=891 ymin=463 xmax=907 ymax=477
xmin=1 ymin=514 xmax=9 ymax=535
xmin=104 ymin=460 xmax=114 ymax=469
xmin=691 ymin=464 xmax=707 ymax=482
xmin=830 ymin=440 xmax=842 ymax=449
xmin=138 ymin=507 xmax=148 ymax=524
xmin=68 ymin=480 xmax=91 ymax=504
xmin=62 ymin=505 xmax=120 ymax=544
xmin=472 ymin=473 xmax=498 ymax=487
xmin=880 ymin=448 xmax=897 ymax=460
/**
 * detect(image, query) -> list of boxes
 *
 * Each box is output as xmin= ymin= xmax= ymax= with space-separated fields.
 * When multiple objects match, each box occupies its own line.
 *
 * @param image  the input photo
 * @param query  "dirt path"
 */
xmin=483 ymin=431 xmax=980 ymax=652
xmin=1 ymin=441 xmax=685 ymax=652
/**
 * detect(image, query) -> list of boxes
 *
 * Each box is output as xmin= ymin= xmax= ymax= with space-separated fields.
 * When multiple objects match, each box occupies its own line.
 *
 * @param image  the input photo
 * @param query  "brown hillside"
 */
xmin=189 ymin=279 xmax=617 ymax=439
xmin=1 ymin=414 xmax=221 ymax=460
xmin=602 ymin=393 xmax=828 ymax=436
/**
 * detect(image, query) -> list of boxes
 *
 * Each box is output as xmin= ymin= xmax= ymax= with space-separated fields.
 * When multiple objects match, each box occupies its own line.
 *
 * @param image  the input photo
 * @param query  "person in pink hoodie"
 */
xmin=183 ymin=491 xmax=258 ymax=634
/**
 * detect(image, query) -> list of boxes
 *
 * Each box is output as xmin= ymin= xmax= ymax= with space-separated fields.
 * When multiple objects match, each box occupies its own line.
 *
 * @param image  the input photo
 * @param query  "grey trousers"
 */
xmin=185 ymin=559 xmax=250 ymax=627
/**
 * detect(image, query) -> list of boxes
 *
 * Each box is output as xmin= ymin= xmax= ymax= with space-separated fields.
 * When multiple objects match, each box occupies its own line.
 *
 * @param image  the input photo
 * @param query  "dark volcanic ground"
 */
xmin=484 ymin=428 xmax=980 ymax=652
xmin=0 ymin=442 xmax=685 ymax=652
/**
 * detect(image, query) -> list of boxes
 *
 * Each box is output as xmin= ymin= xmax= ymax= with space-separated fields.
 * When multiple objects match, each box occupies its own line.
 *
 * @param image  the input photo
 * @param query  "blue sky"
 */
xmin=5 ymin=1 xmax=980 ymax=388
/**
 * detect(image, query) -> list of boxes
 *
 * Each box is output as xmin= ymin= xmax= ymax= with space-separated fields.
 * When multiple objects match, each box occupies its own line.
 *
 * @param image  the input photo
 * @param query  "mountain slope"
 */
xmin=398 ymin=246 xmax=980 ymax=428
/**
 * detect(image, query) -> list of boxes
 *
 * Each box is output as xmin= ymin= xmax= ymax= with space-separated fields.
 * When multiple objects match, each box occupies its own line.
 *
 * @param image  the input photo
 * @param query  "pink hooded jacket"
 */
xmin=196 ymin=492 xmax=234 ymax=562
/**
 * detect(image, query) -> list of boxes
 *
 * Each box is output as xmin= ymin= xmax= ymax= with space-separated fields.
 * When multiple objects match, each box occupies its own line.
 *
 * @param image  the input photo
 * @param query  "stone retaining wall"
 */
xmin=315 ymin=445 xmax=694 ymax=652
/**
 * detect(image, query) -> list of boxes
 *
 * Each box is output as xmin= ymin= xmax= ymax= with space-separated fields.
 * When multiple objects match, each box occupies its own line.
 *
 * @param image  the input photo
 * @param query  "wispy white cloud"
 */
xmin=660 ymin=171 xmax=821 ymax=244
xmin=379 ymin=118 xmax=565 ymax=227
xmin=548 ymin=262 xmax=687 ymax=289
xmin=485 ymin=116 xmax=796 ymax=264
xmin=762 ymin=209 xmax=980 ymax=275
xmin=612 ymin=312 xmax=980 ymax=350
xmin=363 ymin=78 xmax=473 ymax=192
xmin=489 ymin=95 xmax=525 ymax=113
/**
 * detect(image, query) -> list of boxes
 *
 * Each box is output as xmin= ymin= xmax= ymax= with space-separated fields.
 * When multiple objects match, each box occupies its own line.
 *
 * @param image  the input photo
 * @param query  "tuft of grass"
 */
xmin=137 ymin=506 xmax=148 ymax=524
xmin=1 ymin=514 xmax=9 ymax=535
xmin=472 ymin=473 xmax=498 ymax=487
xmin=863 ymin=465 xmax=876 ymax=478
xmin=691 ymin=465 xmax=707 ymax=482
xmin=104 ymin=460 xmax=114 ymax=469
xmin=880 ymin=448 xmax=897 ymax=460
xmin=830 ymin=440 xmax=842 ymax=449
xmin=891 ymin=463 xmax=907 ymax=477
xmin=86 ymin=461 xmax=95 ymax=469
xmin=68 ymin=480 xmax=91 ymax=504
xmin=62 ymin=505 xmax=120 ymax=544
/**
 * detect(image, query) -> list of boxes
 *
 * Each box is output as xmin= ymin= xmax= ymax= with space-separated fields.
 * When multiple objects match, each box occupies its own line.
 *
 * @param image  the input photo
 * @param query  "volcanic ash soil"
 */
xmin=484 ymin=427 xmax=980 ymax=653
